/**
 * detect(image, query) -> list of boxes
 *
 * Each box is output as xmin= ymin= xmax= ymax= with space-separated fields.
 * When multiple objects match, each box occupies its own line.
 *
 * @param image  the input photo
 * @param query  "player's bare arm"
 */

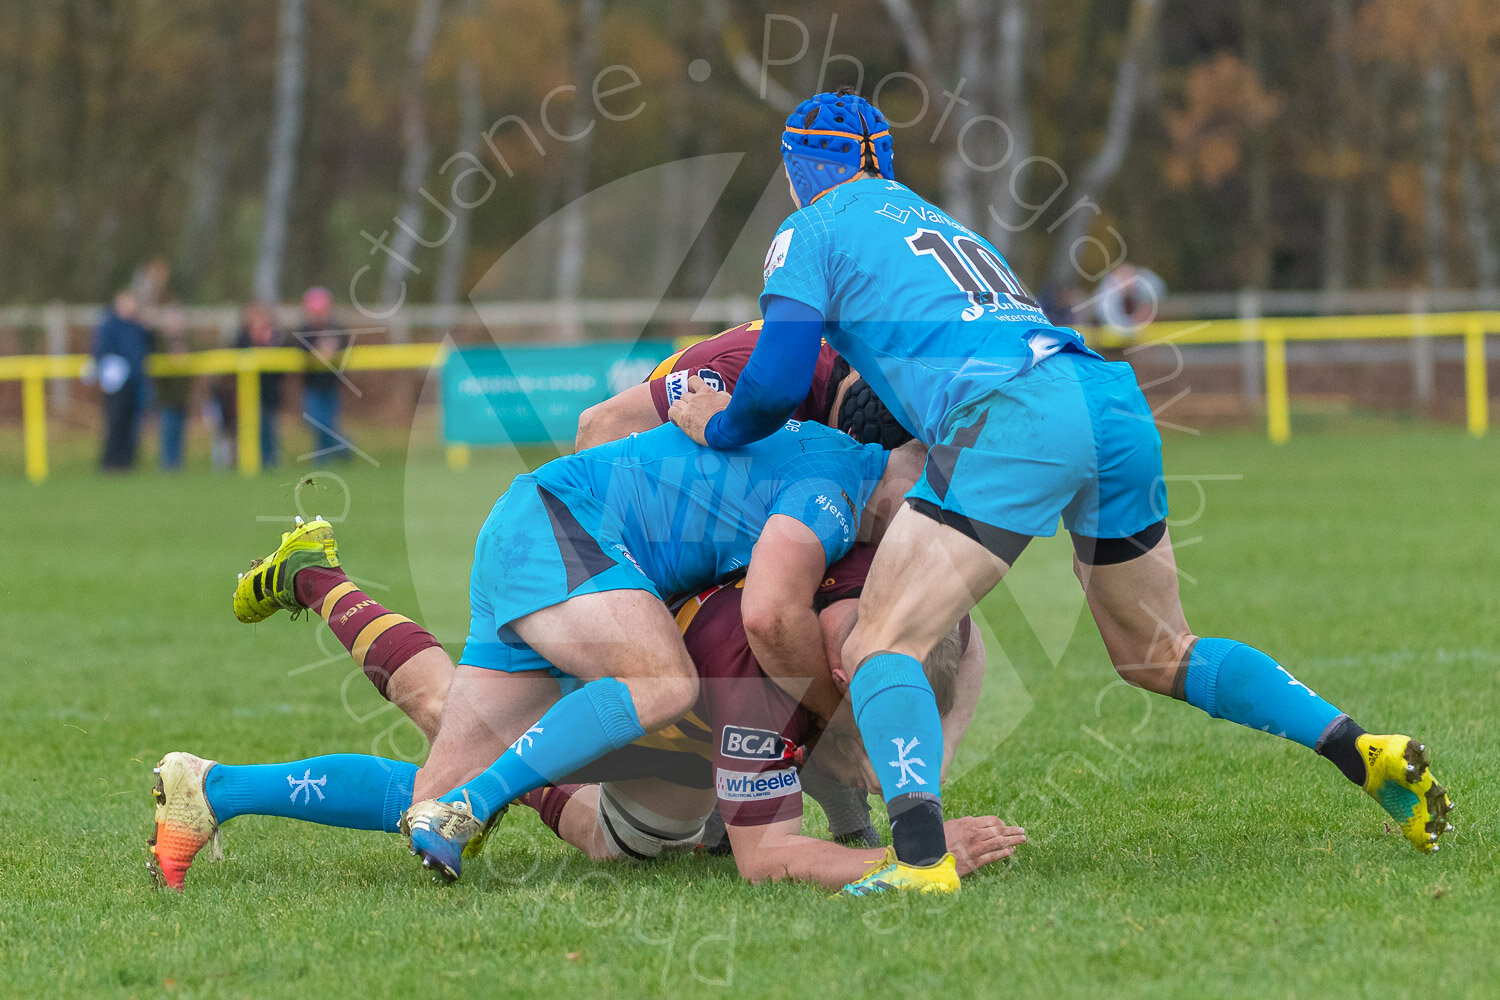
xmin=726 ymin=812 xmax=1023 ymax=890
xmin=942 ymin=625 xmax=986 ymax=779
xmin=575 ymin=381 xmax=660 ymax=451
xmin=741 ymin=514 xmax=841 ymax=720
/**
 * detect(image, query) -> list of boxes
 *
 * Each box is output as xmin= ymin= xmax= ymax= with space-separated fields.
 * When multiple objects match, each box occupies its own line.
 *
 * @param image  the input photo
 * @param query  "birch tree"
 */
xmin=433 ymin=0 xmax=482 ymax=320
xmin=380 ymin=0 xmax=445 ymax=324
xmin=176 ymin=0 xmax=236 ymax=300
xmin=1043 ymin=0 xmax=1162 ymax=291
xmin=553 ymin=0 xmax=601 ymax=340
xmin=252 ymin=0 xmax=307 ymax=305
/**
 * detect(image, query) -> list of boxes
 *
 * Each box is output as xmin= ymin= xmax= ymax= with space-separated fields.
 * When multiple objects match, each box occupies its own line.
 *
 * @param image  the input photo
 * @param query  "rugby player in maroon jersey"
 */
xmin=517 ymin=543 xmax=1025 ymax=888
xmin=576 ymin=320 xmax=913 ymax=452
xmin=149 ymin=536 xmax=1023 ymax=890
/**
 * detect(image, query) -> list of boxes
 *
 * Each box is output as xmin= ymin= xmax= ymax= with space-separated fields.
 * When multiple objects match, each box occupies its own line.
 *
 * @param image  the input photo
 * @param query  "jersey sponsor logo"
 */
xmin=875 ymin=201 xmax=973 ymax=237
xmin=813 ymin=492 xmax=853 ymax=541
xmin=763 ymin=228 xmax=795 ymax=279
xmin=612 ymin=544 xmax=643 ymax=573
xmin=721 ymin=726 xmax=788 ymax=760
xmin=662 ymin=366 xmax=726 ymax=405
xmin=716 ymin=767 xmax=802 ymax=802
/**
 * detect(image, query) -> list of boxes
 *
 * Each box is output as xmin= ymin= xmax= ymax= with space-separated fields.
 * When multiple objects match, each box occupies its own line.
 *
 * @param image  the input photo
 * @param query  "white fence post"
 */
xmin=44 ymin=303 xmax=70 ymax=408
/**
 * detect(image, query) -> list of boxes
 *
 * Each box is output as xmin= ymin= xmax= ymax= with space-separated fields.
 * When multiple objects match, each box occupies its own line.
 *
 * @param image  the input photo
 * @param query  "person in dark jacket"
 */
xmin=234 ymin=301 xmax=286 ymax=468
xmin=92 ymin=290 xmax=152 ymax=471
xmin=155 ymin=303 xmax=192 ymax=471
xmin=295 ymin=286 xmax=350 ymax=462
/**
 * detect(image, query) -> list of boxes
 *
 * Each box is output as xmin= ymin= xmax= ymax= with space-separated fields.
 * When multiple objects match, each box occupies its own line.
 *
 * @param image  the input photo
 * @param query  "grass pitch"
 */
xmin=2 ymin=425 xmax=1497 ymax=999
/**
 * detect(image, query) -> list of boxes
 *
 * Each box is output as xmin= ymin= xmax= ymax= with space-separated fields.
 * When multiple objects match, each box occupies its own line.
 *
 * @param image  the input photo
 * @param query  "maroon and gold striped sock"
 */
xmin=519 ymin=784 xmax=584 ymax=838
xmin=293 ymin=566 xmax=442 ymax=699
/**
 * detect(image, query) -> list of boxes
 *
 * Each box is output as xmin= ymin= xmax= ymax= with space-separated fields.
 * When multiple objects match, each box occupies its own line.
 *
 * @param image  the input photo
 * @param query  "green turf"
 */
xmin=2 ymin=426 xmax=1497 ymax=999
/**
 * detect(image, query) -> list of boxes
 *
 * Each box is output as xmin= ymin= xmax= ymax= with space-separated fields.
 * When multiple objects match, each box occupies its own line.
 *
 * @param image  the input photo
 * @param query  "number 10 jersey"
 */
xmin=759 ymin=177 xmax=1101 ymax=444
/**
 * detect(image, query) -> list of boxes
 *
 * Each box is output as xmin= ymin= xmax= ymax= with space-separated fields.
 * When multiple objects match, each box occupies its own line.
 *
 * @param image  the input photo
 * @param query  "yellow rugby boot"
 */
xmin=1357 ymin=734 xmax=1453 ymax=852
xmin=147 ymin=752 xmax=221 ymax=891
xmin=233 ymin=516 xmax=339 ymax=623
xmin=839 ymin=848 xmax=960 ymax=896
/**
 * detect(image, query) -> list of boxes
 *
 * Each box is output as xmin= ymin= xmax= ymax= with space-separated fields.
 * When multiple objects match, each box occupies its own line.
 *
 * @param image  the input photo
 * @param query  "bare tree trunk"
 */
xmin=1241 ymin=0 xmax=1272 ymax=291
xmin=878 ymin=0 xmax=935 ymax=81
xmin=703 ymin=0 xmax=798 ymax=112
xmin=253 ymin=0 xmax=307 ymax=305
xmin=1460 ymin=153 xmax=1498 ymax=291
xmin=1043 ymin=0 xmax=1162 ymax=290
xmin=653 ymin=0 xmax=691 ymax=296
xmin=553 ymin=0 xmax=602 ymax=342
xmin=1421 ymin=64 xmax=1448 ymax=291
xmin=1455 ymin=70 xmax=1499 ymax=292
xmin=53 ymin=0 xmax=88 ymax=298
xmin=176 ymin=0 xmax=236 ymax=300
xmin=87 ymin=0 xmax=134 ymax=299
xmin=1360 ymin=60 xmax=1392 ymax=288
xmin=1320 ymin=0 xmax=1352 ymax=298
xmin=987 ymin=0 xmax=1032 ymax=259
xmin=878 ymin=1 xmax=979 ymax=224
xmin=686 ymin=9 xmax=721 ymax=297
xmin=434 ymin=0 xmax=482 ymax=323
xmin=940 ymin=1 xmax=986 ymax=225
xmin=380 ymin=0 xmax=445 ymax=327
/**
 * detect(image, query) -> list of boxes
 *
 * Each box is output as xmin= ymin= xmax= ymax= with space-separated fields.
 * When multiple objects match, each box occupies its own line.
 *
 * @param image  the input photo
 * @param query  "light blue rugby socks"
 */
xmin=205 ymin=754 xmax=417 ymax=832
xmin=1180 ymin=637 xmax=1373 ymax=784
xmin=440 ymin=676 xmax=646 ymax=821
xmin=849 ymin=652 xmax=947 ymax=865
xmin=1181 ymin=638 xmax=1344 ymax=749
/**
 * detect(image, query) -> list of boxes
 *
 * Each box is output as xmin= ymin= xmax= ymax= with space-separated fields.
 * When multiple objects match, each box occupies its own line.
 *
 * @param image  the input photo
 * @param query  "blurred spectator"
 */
xmin=234 ymin=301 xmax=287 ymax=468
xmin=206 ymin=373 xmax=237 ymax=471
xmin=1039 ymin=284 xmax=1085 ymax=329
xmin=155 ymin=303 xmax=192 ymax=471
xmin=92 ymin=290 xmax=152 ymax=472
xmin=132 ymin=257 xmax=171 ymax=309
xmin=296 ymin=286 xmax=351 ymax=462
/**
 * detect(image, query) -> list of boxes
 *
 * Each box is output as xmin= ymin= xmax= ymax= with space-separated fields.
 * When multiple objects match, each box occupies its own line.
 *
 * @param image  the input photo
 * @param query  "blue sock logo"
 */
xmin=889 ymin=737 xmax=929 ymax=789
xmin=287 ymin=769 xmax=328 ymax=805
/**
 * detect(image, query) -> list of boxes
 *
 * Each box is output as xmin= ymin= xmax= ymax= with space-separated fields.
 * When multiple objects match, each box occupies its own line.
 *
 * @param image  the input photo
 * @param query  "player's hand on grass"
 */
xmin=944 ymin=816 xmax=1025 ymax=876
xmin=669 ymin=375 xmax=732 ymax=445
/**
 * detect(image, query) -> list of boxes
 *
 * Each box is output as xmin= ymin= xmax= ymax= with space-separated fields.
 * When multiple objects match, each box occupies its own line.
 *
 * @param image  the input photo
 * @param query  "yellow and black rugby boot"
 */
xmin=839 ymin=848 xmax=960 ymax=896
xmin=233 ymin=516 xmax=339 ymax=623
xmin=1357 ymin=734 xmax=1453 ymax=852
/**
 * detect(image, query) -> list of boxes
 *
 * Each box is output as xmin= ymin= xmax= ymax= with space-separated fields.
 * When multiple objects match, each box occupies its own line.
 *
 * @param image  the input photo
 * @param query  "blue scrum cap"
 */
xmin=781 ymin=90 xmax=895 ymax=206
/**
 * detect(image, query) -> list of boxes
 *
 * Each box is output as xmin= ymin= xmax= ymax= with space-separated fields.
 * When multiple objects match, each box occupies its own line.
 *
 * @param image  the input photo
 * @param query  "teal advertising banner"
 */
xmin=441 ymin=341 xmax=674 ymax=445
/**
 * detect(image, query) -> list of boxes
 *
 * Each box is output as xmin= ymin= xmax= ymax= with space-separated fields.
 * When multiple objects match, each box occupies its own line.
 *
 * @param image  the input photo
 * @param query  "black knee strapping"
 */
xmin=1071 ymin=518 xmax=1167 ymax=566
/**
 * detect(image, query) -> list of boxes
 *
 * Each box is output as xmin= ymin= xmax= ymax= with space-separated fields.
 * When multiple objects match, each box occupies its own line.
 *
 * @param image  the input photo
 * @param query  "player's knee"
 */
xmin=624 ymin=670 xmax=698 ymax=727
xmin=841 ymin=625 xmax=929 ymax=677
xmin=595 ymin=785 xmax=706 ymax=862
xmin=1110 ymin=630 xmax=1198 ymax=696
xmin=661 ymin=670 xmax=699 ymax=717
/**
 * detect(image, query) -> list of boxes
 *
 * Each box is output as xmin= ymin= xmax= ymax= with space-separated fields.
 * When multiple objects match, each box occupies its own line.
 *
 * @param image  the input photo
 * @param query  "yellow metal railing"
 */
xmin=1085 ymin=311 xmax=1495 ymax=445
xmin=1 ymin=312 xmax=1493 ymax=482
xmin=0 ymin=343 xmax=443 ymax=483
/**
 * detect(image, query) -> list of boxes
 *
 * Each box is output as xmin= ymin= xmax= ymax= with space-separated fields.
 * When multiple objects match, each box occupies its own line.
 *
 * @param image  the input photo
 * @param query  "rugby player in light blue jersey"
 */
xmin=392 ymin=418 xmax=924 ymax=881
xmin=671 ymin=88 xmax=1451 ymax=894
